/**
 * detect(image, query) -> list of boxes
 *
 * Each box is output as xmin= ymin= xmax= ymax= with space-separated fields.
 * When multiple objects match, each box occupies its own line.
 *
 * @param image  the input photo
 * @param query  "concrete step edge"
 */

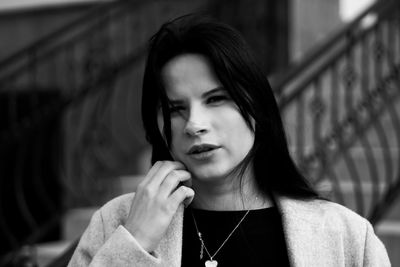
xmin=376 ymin=220 xmax=400 ymax=235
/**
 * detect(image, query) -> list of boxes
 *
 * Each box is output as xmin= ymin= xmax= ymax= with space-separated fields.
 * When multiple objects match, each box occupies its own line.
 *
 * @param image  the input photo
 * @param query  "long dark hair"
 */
xmin=141 ymin=14 xmax=319 ymax=199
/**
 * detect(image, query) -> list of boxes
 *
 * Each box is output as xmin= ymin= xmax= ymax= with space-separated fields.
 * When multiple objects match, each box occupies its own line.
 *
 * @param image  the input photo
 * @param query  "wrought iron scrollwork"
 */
xmin=275 ymin=0 xmax=400 ymax=224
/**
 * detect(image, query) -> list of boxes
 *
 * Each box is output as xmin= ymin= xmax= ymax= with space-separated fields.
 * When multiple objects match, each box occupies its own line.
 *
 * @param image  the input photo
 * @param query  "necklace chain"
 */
xmin=191 ymin=209 xmax=250 ymax=261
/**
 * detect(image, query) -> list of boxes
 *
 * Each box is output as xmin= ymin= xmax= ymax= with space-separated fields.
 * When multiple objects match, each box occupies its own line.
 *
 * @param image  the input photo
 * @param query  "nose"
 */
xmin=184 ymin=123 xmax=208 ymax=136
xmin=183 ymin=106 xmax=209 ymax=137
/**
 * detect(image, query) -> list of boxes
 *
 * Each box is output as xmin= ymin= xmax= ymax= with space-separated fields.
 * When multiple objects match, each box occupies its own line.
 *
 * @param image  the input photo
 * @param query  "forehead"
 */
xmin=161 ymin=53 xmax=221 ymax=98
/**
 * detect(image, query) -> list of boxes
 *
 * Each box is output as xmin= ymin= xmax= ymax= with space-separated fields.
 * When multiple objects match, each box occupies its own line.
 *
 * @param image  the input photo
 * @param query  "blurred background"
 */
xmin=0 ymin=0 xmax=399 ymax=266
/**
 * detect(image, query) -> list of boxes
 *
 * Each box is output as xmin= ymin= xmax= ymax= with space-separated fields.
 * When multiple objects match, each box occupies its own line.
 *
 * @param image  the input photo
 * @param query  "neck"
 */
xmin=190 ymin=170 xmax=272 ymax=211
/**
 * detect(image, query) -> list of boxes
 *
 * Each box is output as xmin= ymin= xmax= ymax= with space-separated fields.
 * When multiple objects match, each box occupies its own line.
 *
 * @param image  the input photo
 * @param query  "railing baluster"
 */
xmin=14 ymin=140 xmax=38 ymax=234
xmin=374 ymin=23 xmax=383 ymax=83
xmin=358 ymin=29 xmax=382 ymax=216
xmin=330 ymin=61 xmax=339 ymax=129
xmin=296 ymin=94 xmax=305 ymax=163
xmin=311 ymin=76 xmax=323 ymax=149
xmin=32 ymin=127 xmax=57 ymax=214
xmin=359 ymin=131 xmax=380 ymax=216
xmin=66 ymin=45 xmax=76 ymax=95
xmin=343 ymin=48 xmax=355 ymax=114
xmin=396 ymin=5 xmax=400 ymax=63
xmin=361 ymin=33 xmax=370 ymax=100
xmin=0 ymin=150 xmax=19 ymax=252
xmin=380 ymin=75 xmax=400 ymax=184
xmin=341 ymin=139 xmax=366 ymax=215
xmin=325 ymin=165 xmax=346 ymax=206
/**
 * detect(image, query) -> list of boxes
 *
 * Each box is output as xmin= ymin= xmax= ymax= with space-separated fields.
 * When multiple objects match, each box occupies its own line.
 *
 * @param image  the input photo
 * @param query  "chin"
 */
xmin=188 ymin=164 xmax=233 ymax=182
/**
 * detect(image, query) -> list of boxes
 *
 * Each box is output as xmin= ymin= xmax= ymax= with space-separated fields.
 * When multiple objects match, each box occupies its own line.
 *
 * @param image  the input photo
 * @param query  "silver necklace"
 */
xmin=191 ymin=209 xmax=251 ymax=267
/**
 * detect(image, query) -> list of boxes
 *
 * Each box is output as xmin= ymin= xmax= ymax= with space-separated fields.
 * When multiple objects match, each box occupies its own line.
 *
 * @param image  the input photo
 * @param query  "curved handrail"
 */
xmin=277 ymin=10 xmax=389 ymax=110
xmin=272 ymin=0 xmax=394 ymax=94
xmin=0 ymin=0 xmax=129 ymax=71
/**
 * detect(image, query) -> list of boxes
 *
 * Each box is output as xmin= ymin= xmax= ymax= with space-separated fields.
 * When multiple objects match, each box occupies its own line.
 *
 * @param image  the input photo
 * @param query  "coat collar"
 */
xmin=277 ymin=196 xmax=325 ymax=267
xmin=155 ymin=197 xmax=330 ymax=267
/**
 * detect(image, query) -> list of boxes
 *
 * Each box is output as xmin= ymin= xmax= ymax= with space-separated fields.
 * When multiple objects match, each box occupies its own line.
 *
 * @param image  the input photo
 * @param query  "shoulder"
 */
xmin=281 ymin=196 xmax=365 ymax=219
xmin=279 ymin=196 xmax=370 ymax=234
xmin=95 ymin=193 xmax=136 ymax=236
xmin=278 ymin=196 xmax=390 ymax=265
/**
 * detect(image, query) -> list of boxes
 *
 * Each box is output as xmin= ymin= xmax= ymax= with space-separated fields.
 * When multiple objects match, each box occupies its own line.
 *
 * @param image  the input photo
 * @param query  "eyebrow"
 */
xmin=168 ymin=86 xmax=226 ymax=105
xmin=202 ymin=86 xmax=226 ymax=98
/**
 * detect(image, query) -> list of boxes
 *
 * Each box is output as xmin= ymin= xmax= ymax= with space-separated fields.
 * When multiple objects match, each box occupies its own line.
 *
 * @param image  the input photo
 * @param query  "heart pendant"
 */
xmin=205 ymin=260 xmax=218 ymax=267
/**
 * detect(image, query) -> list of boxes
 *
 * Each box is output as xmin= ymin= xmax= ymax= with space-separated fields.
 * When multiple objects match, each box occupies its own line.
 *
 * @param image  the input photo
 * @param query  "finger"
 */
xmin=158 ymin=170 xmax=191 ymax=199
xmin=146 ymin=161 xmax=163 ymax=179
xmin=169 ymin=186 xmax=195 ymax=210
xmin=182 ymin=177 xmax=192 ymax=188
xmin=146 ymin=161 xmax=186 ymax=189
xmin=139 ymin=161 xmax=184 ymax=189
xmin=138 ymin=161 xmax=163 ymax=187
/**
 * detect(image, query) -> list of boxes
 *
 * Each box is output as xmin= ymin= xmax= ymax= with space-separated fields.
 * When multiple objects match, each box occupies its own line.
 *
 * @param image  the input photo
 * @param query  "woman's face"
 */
xmin=159 ymin=53 xmax=255 ymax=183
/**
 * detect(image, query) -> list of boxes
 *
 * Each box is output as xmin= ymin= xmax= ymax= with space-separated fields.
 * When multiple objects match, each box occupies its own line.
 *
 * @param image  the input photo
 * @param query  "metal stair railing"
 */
xmin=272 ymin=0 xmax=400 ymax=225
xmin=0 ymin=0 xmax=157 ymax=97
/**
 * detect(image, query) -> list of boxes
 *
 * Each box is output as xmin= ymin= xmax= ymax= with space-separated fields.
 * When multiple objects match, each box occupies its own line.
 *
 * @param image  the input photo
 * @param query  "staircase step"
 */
xmin=318 ymin=180 xmax=400 ymax=221
xmin=384 ymin=196 xmax=400 ymax=221
xmin=35 ymin=240 xmax=72 ymax=267
xmin=63 ymin=207 xmax=97 ymax=241
xmin=376 ymin=220 xmax=400 ymax=266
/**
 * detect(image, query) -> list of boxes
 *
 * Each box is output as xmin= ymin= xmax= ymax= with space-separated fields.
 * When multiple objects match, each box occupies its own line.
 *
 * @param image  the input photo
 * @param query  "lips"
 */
xmin=187 ymin=144 xmax=221 ymax=155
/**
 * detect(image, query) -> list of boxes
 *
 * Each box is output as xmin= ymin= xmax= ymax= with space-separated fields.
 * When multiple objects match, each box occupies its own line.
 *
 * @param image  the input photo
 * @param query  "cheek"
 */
xmin=222 ymin=109 xmax=252 ymax=132
xmin=224 ymin=113 xmax=255 ymax=148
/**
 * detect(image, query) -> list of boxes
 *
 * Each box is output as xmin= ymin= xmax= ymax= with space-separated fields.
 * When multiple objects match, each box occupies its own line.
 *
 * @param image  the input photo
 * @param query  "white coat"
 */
xmin=68 ymin=193 xmax=391 ymax=266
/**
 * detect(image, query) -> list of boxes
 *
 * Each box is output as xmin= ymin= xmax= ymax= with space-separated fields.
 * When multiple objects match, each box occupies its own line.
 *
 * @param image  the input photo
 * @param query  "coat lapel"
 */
xmin=278 ymin=197 xmax=319 ymax=267
xmin=156 ymin=205 xmax=185 ymax=267
xmin=277 ymin=197 xmax=344 ymax=267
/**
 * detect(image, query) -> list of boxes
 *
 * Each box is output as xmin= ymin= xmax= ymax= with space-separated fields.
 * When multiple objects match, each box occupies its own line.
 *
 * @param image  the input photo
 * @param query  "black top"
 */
xmin=181 ymin=207 xmax=290 ymax=267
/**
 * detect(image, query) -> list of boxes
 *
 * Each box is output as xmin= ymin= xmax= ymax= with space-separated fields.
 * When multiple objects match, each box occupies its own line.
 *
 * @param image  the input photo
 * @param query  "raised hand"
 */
xmin=124 ymin=161 xmax=194 ymax=253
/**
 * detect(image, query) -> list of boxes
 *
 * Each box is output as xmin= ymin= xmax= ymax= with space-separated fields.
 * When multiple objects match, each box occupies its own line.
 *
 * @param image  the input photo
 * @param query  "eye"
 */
xmin=169 ymin=104 xmax=185 ymax=114
xmin=207 ymin=95 xmax=228 ymax=104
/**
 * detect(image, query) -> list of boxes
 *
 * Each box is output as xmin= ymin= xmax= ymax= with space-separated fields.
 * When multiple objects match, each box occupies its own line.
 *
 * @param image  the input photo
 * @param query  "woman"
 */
xmin=68 ymin=15 xmax=390 ymax=266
